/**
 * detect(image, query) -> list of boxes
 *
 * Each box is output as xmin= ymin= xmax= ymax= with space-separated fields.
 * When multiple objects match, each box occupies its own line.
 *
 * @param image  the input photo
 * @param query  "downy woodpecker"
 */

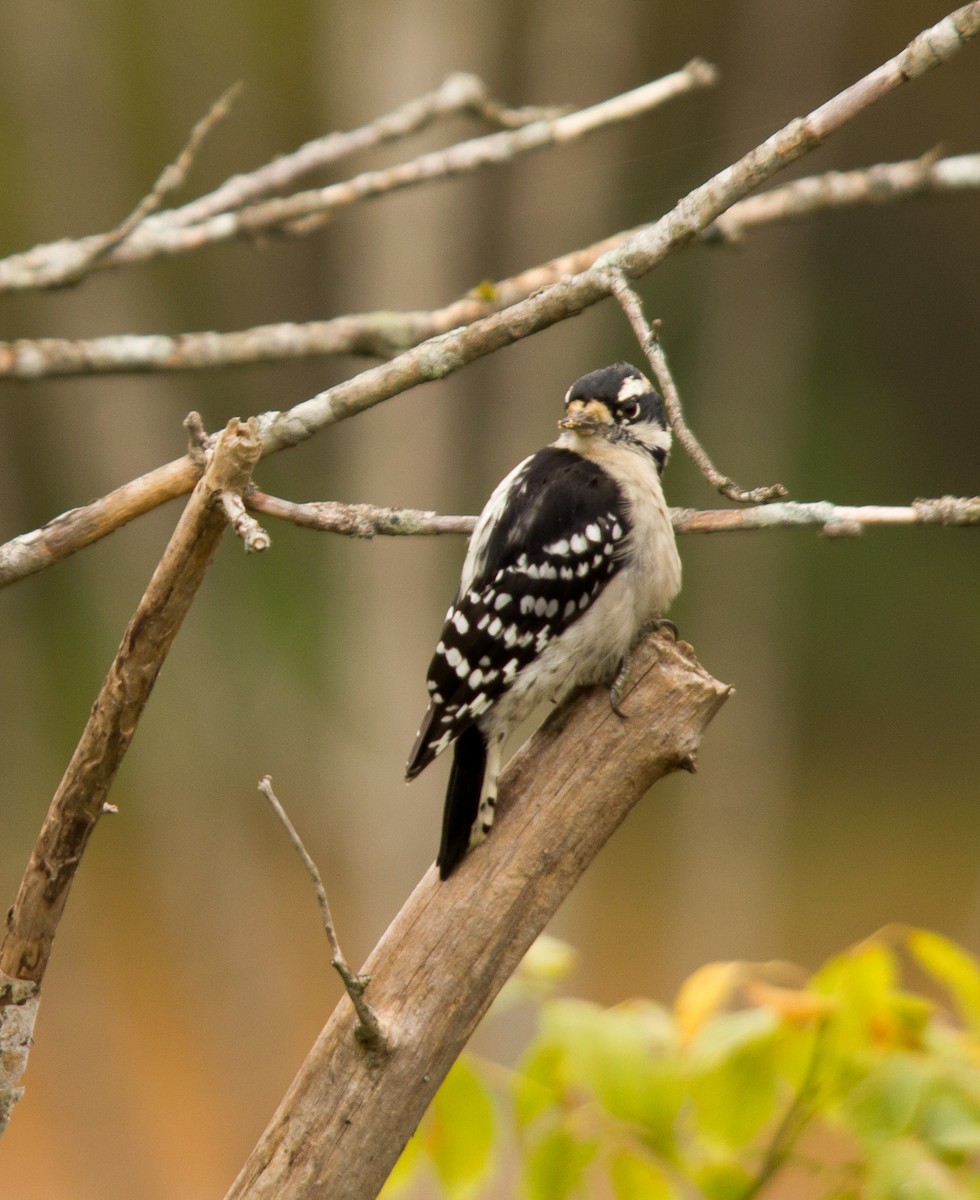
xmin=406 ymin=363 xmax=681 ymax=877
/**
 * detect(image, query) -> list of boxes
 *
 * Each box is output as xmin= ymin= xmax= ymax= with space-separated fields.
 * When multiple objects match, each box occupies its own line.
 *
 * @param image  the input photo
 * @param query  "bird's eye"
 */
xmin=621 ymin=401 xmax=641 ymax=421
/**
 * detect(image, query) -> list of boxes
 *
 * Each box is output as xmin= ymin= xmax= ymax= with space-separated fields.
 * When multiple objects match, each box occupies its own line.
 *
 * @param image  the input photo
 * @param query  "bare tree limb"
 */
xmin=164 ymin=72 xmax=572 ymax=232
xmin=257 ymin=777 xmax=387 ymax=1053
xmin=246 ymin=489 xmax=476 ymax=537
xmin=0 ymin=418 xmax=262 ymax=993
xmin=3 ymin=150 xmax=978 ymax=380
xmin=226 ymin=635 xmax=730 ymax=1200
xmin=0 ymin=62 xmax=716 ymax=291
xmin=702 ymin=146 xmax=980 ymax=243
xmin=244 ymin=492 xmax=980 ymax=539
xmin=0 ymin=454 xmax=201 ymax=588
xmin=672 ymin=495 xmax=980 ymax=534
xmin=0 ymin=5 xmax=976 ymax=589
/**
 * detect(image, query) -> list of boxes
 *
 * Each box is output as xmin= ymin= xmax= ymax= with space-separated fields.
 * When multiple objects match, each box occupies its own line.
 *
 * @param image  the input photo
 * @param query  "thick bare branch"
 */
xmin=4 ymin=150 xmax=977 ymax=380
xmin=226 ymin=635 xmax=730 ymax=1200
xmin=1 ymin=6 xmax=977 ymax=587
xmin=0 ymin=455 xmax=200 ymax=587
xmin=0 ymin=418 xmax=262 ymax=989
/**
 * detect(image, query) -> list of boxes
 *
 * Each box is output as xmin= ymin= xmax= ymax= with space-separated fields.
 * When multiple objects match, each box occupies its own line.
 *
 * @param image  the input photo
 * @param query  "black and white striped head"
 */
xmin=558 ymin=362 xmax=671 ymax=472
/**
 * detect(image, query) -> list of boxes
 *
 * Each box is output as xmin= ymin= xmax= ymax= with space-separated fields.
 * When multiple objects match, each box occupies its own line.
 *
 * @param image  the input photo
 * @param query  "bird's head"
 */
xmin=558 ymin=362 xmax=671 ymax=472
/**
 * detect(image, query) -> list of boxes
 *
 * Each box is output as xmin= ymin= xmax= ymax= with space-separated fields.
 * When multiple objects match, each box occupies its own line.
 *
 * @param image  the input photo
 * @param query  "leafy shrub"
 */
xmin=383 ymin=929 xmax=980 ymax=1199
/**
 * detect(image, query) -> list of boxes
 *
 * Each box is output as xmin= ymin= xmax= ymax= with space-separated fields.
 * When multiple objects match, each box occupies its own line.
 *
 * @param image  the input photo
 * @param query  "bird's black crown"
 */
xmin=564 ymin=362 xmax=667 ymax=429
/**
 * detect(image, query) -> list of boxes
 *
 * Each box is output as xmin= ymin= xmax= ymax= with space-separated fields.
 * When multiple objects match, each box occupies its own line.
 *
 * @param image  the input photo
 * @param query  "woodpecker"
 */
xmin=406 ymin=362 xmax=681 ymax=878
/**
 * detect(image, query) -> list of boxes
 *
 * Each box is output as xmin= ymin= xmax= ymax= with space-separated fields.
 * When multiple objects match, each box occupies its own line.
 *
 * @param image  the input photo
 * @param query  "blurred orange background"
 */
xmin=1 ymin=1 xmax=978 ymax=1196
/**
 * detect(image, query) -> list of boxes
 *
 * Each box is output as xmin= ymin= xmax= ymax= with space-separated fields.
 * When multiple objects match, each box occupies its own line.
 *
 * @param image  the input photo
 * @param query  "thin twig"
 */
xmin=704 ymin=145 xmax=954 ymax=243
xmin=163 ymin=73 xmax=570 ymax=231
xmin=220 ymin=492 xmax=271 ymax=552
xmin=30 ymin=84 xmax=243 ymax=291
xmin=674 ymin=495 xmax=980 ymax=533
xmin=256 ymin=777 xmax=387 ymax=1053
xmin=0 ymin=62 xmax=716 ymax=290
xmin=604 ymin=272 xmax=787 ymax=502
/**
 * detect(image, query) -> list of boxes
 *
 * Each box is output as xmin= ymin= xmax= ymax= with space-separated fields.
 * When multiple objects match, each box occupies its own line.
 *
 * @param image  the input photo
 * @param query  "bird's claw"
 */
xmin=642 ymin=617 xmax=678 ymax=640
xmin=609 ymin=619 xmax=679 ymax=716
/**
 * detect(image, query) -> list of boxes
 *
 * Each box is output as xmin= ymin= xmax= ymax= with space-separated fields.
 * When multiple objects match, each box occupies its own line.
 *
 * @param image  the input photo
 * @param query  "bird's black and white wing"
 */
xmin=406 ymin=445 xmax=630 ymax=779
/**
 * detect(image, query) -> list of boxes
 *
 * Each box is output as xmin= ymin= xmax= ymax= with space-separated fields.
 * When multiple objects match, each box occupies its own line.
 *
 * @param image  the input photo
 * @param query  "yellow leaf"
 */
xmin=675 ymin=962 xmax=743 ymax=1043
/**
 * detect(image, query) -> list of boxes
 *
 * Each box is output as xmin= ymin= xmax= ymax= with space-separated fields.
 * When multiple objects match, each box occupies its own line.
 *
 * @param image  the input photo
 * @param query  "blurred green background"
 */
xmin=1 ymin=1 xmax=978 ymax=1196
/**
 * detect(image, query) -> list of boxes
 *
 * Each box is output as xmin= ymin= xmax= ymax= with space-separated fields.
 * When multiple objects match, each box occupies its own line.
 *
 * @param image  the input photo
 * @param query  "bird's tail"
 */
xmin=437 ymin=724 xmax=488 ymax=879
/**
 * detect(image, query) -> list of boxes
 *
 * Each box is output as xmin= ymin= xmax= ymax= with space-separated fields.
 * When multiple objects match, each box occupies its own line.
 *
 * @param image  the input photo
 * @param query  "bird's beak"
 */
xmin=558 ymin=398 xmax=613 ymax=433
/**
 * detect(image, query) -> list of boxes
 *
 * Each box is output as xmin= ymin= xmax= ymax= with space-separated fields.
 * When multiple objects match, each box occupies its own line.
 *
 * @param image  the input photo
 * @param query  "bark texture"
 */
xmin=227 ymin=635 xmax=730 ymax=1200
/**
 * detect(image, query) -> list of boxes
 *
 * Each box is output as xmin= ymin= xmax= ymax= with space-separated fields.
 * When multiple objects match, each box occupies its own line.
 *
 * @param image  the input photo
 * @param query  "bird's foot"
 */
xmin=609 ymin=619 xmax=679 ymax=715
xmin=640 ymin=617 xmax=678 ymax=641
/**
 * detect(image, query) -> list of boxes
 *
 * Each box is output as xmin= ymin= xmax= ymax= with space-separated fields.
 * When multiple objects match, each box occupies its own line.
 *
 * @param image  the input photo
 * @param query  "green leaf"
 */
xmin=607 ymin=1148 xmax=677 ymax=1200
xmin=810 ymin=938 xmax=910 ymax=1078
xmin=521 ymin=1127 xmax=598 ymax=1200
xmin=919 ymin=1091 xmax=980 ymax=1160
xmin=583 ymin=1003 xmax=682 ymax=1155
xmin=908 ymin=930 xmax=980 ymax=1033
xmin=515 ymin=1042 xmax=567 ymax=1133
xmin=524 ymin=999 xmax=681 ymax=1156
xmin=865 ymin=1137 xmax=969 ymax=1200
xmin=810 ymin=939 xmax=897 ymax=1035
xmin=843 ymin=1054 xmax=927 ymax=1144
xmin=692 ymin=1160 xmax=755 ymax=1200
xmin=687 ymin=1008 xmax=781 ymax=1148
xmin=429 ymin=1058 xmax=496 ymax=1198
